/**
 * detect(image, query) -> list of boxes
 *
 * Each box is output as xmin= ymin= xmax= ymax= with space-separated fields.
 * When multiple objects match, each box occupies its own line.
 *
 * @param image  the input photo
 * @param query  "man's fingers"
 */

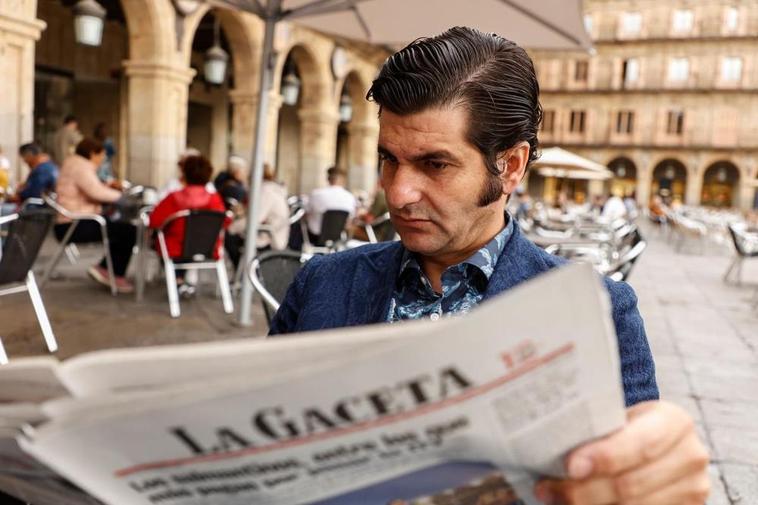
xmin=614 ymin=431 xmax=710 ymax=500
xmin=620 ymin=471 xmax=711 ymax=505
xmin=536 ymin=477 xmax=616 ymax=505
xmin=567 ymin=401 xmax=694 ymax=478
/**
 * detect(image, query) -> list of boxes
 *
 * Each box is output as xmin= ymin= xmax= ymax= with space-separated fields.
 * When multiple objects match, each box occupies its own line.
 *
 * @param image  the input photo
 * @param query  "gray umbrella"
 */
xmin=208 ymin=0 xmax=592 ymax=325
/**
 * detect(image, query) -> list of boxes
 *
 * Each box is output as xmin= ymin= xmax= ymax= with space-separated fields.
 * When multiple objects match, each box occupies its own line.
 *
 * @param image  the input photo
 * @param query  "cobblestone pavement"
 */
xmin=2 ymin=238 xmax=268 ymax=360
xmin=630 ymin=223 xmax=758 ymax=505
xmin=2 ymin=224 xmax=757 ymax=503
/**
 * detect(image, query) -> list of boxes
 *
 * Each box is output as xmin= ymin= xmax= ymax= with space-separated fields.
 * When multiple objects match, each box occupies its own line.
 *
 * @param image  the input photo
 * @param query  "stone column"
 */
xmin=736 ymin=181 xmax=754 ymax=210
xmin=123 ymin=60 xmax=195 ymax=188
xmin=636 ymin=167 xmax=653 ymax=206
xmin=346 ymin=121 xmax=379 ymax=193
xmin=0 ymin=2 xmax=46 ymax=184
xmin=229 ymin=90 xmax=256 ymax=159
xmin=298 ymin=107 xmax=340 ymax=194
xmin=685 ymin=166 xmax=703 ymax=206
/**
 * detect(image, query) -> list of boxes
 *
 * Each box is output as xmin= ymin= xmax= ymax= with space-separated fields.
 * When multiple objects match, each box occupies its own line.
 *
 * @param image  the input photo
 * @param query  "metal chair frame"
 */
xmin=40 ymin=194 xmax=117 ymax=295
xmin=723 ymin=223 xmax=758 ymax=285
xmin=0 ymin=212 xmax=57 ymax=364
xmin=156 ymin=209 xmax=234 ymax=318
xmin=247 ymin=249 xmax=305 ymax=324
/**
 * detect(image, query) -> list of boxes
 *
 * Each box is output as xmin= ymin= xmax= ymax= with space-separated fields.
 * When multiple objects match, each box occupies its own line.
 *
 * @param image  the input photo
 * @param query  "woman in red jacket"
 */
xmin=149 ymin=155 xmax=228 ymax=294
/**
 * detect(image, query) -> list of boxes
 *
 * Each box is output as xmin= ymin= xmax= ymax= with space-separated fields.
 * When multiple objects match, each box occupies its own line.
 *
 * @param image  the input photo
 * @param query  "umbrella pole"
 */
xmin=239 ymin=10 xmax=279 ymax=326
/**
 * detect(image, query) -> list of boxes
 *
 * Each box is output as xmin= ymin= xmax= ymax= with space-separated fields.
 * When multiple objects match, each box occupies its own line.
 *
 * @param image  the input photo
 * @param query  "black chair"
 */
xmin=609 ymin=230 xmax=647 ymax=282
xmin=248 ymin=250 xmax=305 ymax=324
xmin=0 ymin=209 xmax=58 ymax=362
xmin=723 ymin=223 xmax=758 ymax=285
xmin=156 ymin=209 xmax=233 ymax=318
xmin=365 ymin=212 xmax=396 ymax=243
xmin=302 ymin=209 xmax=350 ymax=254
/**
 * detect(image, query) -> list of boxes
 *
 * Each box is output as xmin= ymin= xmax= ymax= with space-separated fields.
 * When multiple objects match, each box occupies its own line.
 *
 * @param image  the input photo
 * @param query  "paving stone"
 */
xmin=719 ymin=463 xmax=758 ymax=504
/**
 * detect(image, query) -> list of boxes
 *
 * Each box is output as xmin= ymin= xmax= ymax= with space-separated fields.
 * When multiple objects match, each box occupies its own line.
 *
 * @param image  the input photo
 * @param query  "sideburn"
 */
xmin=478 ymin=172 xmax=504 ymax=207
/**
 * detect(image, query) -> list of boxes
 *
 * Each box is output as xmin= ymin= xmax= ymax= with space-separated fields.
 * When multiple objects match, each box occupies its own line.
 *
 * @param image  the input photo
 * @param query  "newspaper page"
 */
xmin=18 ymin=263 xmax=626 ymax=505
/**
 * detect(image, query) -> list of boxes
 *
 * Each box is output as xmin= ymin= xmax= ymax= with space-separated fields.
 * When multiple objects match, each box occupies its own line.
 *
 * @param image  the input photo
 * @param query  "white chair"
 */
xmin=40 ymin=194 xmax=117 ymax=295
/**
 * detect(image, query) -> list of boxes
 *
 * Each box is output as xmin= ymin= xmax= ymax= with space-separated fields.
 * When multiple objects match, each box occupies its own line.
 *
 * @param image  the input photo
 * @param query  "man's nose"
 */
xmin=385 ymin=164 xmax=423 ymax=210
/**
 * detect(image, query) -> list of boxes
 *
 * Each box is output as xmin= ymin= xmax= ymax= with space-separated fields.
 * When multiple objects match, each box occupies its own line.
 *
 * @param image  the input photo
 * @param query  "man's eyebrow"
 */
xmin=377 ymin=145 xmax=396 ymax=159
xmin=408 ymin=150 xmax=462 ymax=164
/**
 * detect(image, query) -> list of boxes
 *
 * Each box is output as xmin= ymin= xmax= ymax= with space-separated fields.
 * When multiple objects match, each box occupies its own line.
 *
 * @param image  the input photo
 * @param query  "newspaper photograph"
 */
xmin=1 ymin=263 xmax=628 ymax=505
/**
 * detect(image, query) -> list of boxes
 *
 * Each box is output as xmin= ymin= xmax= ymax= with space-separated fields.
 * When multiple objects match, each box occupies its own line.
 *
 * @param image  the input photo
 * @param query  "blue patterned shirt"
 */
xmin=387 ymin=215 xmax=514 ymax=322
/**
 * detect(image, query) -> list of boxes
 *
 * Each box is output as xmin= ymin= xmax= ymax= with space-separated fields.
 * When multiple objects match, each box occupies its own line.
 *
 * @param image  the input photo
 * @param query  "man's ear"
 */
xmin=498 ymin=142 xmax=530 ymax=196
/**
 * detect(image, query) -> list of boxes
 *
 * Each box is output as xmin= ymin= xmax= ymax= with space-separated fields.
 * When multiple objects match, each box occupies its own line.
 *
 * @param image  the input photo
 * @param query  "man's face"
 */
xmin=378 ymin=106 xmax=507 ymax=262
xmin=21 ymin=154 xmax=37 ymax=169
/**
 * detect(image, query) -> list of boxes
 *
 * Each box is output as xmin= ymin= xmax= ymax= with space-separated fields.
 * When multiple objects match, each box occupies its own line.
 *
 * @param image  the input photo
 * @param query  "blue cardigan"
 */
xmin=270 ymin=224 xmax=658 ymax=406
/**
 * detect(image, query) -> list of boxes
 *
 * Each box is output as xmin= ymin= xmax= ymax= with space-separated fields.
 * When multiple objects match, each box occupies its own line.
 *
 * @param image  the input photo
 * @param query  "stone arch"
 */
xmin=606 ymin=156 xmax=638 ymax=199
xmin=181 ymin=6 xmax=261 ymax=94
xmin=120 ymin=0 xmax=175 ymax=63
xmin=651 ymin=158 xmax=688 ymax=203
xmin=701 ymin=160 xmax=740 ymax=207
xmin=274 ymin=42 xmax=330 ymax=112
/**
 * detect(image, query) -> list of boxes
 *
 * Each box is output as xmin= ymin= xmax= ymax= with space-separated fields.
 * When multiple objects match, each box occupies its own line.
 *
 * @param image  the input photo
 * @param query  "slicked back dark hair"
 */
xmin=367 ymin=26 xmax=542 ymax=179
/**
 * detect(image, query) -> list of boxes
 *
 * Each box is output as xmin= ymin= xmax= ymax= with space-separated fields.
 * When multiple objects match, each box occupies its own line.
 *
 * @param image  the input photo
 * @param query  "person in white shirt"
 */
xmin=601 ymin=190 xmax=628 ymax=221
xmin=305 ymin=166 xmax=357 ymax=241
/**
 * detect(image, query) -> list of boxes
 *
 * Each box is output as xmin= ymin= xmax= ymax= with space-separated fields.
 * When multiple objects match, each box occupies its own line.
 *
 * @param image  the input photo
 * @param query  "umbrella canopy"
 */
xmin=210 ymin=0 xmax=593 ymax=325
xmin=537 ymin=167 xmax=612 ymax=181
xmin=531 ymin=147 xmax=613 ymax=178
xmin=287 ymin=0 xmax=592 ymax=49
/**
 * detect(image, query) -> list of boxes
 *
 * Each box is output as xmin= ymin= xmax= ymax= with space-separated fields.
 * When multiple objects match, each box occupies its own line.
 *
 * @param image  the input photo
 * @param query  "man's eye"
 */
xmin=425 ymin=160 xmax=448 ymax=170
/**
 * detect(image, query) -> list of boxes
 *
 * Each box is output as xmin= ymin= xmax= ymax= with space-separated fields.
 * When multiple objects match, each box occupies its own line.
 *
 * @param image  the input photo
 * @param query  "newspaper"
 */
xmin=0 ymin=263 xmax=627 ymax=505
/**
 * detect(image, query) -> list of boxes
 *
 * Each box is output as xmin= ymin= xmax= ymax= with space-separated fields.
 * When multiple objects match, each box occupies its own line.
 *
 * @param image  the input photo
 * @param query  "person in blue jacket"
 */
xmin=271 ymin=27 xmax=710 ymax=505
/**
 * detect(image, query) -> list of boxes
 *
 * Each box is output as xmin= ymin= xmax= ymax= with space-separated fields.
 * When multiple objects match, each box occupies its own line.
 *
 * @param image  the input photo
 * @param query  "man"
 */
xmin=305 ymin=166 xmax=357 ymax=243
xmin=213 ymin=155 xmax=248 ymax=207
xmin=52 ymin=115 xmax=83 ymax=166
xmin=14 ymin=143 xmax=59 ymax=203
xmin=271 ymin=28 xmax=709 ymax=504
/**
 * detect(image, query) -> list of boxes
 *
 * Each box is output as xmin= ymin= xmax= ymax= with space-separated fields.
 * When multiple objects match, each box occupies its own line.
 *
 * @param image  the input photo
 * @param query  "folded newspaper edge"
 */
xmin=1 ymin=263 xmax=627 ymax=505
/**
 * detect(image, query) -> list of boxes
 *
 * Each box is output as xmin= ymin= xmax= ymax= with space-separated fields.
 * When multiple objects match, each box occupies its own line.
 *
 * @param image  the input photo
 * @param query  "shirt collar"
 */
xmin=397 ymin=213 xmax=514 ymax=287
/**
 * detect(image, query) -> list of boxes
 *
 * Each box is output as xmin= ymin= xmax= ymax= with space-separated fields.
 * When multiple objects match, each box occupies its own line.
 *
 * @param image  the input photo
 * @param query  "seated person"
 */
xmin=271 ymin=27 xmax=709 ymax=505
xmin=305 ymin=166 xmax=356 ymax=243
xmin=352 ymin=181 xmax=392 ymax=242
xmin=213 ymin=155 xmax=248 ymax=208
xmin=158 ymin=148 xmax=215 ymax=199
xmin=11 ymin=143 xmax=59 ymax=206
xmin=225 ymin=163 xmax=290 ymax=270
xmin=149 ymin=155 xmax=229 ymax=293
xmin=53 ymin=138 xmax=135 ymax=293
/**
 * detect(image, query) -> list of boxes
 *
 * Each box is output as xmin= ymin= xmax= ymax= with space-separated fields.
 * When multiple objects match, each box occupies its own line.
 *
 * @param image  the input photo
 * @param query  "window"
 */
xmin=721 ymin=57 xmax=742 ymax=81
xmin=616 ymin=111 xmax=634 ymax=134
xmin=666 ymin=110 xmax=685 ymax=135
xmin=724 ymin=7 xmax=739 ymax=32
xmin=622 ymin=58 xmax=640 ymax=86
xmin=668 ymin=58 xmax=689 ymax=82
xmin=540 ymin=110 xmax=556 ymax=133
xmin=621 ymin=12 xmax=642 ymax=34
xmin=569 ymin=110 xmax=586 ymax=133
xmin=672 ymin=9 xmax=694 ymax=33
xmin=574 ymin=60 xmax=589 ymax=82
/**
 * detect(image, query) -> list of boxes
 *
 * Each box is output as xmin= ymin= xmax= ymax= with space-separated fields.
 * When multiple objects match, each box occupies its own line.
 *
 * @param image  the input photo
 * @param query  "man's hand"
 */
xmin=535 ymin=401 xmax=710 ymax=504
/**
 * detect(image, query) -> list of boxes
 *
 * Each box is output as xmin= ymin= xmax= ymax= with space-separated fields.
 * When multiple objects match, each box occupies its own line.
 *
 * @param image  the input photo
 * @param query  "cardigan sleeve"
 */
xmin=605 ymin=278 xmax=659 ymax=406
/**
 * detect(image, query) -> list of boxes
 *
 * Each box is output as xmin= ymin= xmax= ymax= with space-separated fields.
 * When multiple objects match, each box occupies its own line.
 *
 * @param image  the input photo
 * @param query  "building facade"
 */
xmin=0 ymin=0 xmax=386 ymax=195
xmin=529 ymin=0 xmax=758 ymax=210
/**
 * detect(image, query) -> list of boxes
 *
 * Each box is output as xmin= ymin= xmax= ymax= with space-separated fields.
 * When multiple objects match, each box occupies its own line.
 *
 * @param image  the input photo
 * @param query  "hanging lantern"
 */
xmin=616 ymin=164 xmax=627 ymax=178
xmin=204 ymin=19 xmax=228 ymax=85
xmin=339 ymin=88 xmax=353 ymax=123
xmin=716 ymin=166 xmax=728 ymax=183
xmin=664 ymin=164 xmax=676 ymax=179
xmin=73 ymin=0 xmax=107 ymax=47
xmin=281 ymin=66 xmax=301 ymax=106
